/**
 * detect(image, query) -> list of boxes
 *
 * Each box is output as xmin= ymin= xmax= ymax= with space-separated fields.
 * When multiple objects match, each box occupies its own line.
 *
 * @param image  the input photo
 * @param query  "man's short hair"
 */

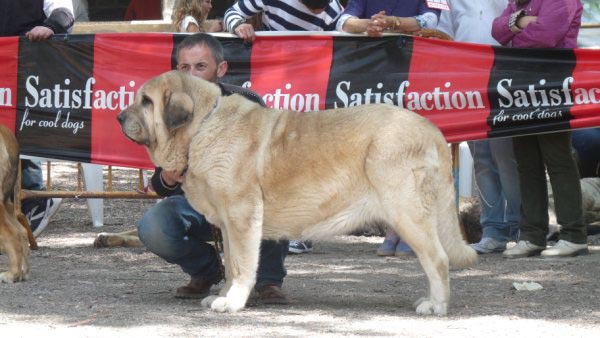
xmin=300 ymin=0 xmax=331 ymax=10
xmin=176 ymin=33 xmax=225 ymax=64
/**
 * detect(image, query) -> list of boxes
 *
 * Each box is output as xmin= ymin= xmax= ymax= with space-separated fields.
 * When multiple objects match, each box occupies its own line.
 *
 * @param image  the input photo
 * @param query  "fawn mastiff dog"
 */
xmin=0 ymin=124 xmax=30 ymax=283
xmin=117 ymin=71 xmax=477 ymax=315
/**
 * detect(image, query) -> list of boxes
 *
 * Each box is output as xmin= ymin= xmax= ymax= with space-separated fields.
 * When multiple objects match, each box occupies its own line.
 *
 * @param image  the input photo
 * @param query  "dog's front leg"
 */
xmin=201 ymin=203 xmax=263 ymax=313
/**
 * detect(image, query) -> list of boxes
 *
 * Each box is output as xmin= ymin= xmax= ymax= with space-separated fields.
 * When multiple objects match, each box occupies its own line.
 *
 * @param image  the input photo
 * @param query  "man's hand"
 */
xmin=366 ymin=11 xmax=388 ymax=37
xmin=25 ymin=26 xmax=54 ymax=41
xmin=235 ymin=23 xmax=256 ymax=43
xmin=161 ymin=169 xmax=185 ymax=186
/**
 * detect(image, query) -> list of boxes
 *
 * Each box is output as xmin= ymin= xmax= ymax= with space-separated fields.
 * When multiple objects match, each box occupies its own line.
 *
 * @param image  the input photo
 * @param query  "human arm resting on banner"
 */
xmin=26 ymin=0 xmax=74 ymax=41
xmin=224 ymin=0 xmax=260 ymax=43
xmin=367 ymin=11 xmax=438 ymax=37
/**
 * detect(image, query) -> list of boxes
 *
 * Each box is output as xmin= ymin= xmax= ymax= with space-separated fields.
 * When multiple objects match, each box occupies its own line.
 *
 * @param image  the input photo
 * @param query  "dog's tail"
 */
xmin=435 ymin=144 xmax=478 ymax=269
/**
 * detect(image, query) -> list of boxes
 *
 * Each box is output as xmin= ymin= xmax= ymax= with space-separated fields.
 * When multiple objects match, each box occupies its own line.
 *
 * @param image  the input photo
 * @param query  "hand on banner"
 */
xmin=366 ymin=11 xmax=387 ymax=37
xmin=161 ymin=169 xmax=186 ymax=186
xmin=234 ymin=23 xmax=256 ymax=43
xmin=25 ymin=26 xmax=54 ymax=41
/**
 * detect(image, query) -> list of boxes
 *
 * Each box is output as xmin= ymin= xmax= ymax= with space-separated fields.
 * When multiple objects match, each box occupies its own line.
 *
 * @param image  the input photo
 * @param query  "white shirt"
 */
xmin=437 ymin=0 xmax=508 ymax=45
xmin=180 ymin=15 xmax=199 ymax=32
xmin=45 ymin=0 xmax=74 ymax=17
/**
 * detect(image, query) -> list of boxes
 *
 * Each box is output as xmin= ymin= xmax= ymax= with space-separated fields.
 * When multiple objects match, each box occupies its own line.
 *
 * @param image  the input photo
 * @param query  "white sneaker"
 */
xmin=541 ymin=240 xmax=588 ymax=258
xmin=502 ymin=240 xmax=545 ymax=259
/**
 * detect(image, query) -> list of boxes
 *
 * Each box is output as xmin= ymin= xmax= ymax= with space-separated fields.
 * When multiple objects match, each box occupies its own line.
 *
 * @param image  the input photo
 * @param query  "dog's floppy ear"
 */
xmin=164 ymin=91 xmax=194 ymax=132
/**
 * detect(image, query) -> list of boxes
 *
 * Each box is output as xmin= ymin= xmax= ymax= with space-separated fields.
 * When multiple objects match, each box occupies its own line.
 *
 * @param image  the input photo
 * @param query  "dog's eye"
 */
xmin=142 ymin=95 xmax=153 ymax=106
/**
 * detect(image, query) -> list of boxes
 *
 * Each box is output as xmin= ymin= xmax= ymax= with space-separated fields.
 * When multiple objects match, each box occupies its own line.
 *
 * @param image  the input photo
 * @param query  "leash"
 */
xmin=210 ymin=224 xmax=226 ymax=281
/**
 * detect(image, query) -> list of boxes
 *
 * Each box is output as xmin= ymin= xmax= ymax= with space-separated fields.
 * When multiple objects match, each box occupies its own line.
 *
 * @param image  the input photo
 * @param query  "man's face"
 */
xmin=176 ymin=44 xmax=226 ymax=83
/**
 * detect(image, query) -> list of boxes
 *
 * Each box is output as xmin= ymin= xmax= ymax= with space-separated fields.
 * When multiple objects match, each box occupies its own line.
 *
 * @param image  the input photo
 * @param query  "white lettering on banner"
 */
xmin=0 ymin=87 xmax=12 ymax=107
xmin=18 ymin=108 xmax=84 ymax=134
xmin=25 ymin=75 xmax=136 ymax=110
xmin=497 ymin=77 xmax=575 ymax=108
xmin=242 ymin=81 xmax=320 ymax=111
xmin=334 ymin=80 xmax=484 ymax=111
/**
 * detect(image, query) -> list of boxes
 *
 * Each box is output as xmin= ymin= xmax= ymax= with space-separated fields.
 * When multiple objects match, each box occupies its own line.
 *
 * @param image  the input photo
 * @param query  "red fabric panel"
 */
xmin=0 ymin=37 xmax=19 ymax=132
xmin=249 ymin=35 xmax=333 ymax=112
xmin=570 ymin=48 xmax=600 ymax=130
xmin=91 ymin=34 xmax=174 ymax=168
xmin=407 ymin=37 xmax=495 ymax=142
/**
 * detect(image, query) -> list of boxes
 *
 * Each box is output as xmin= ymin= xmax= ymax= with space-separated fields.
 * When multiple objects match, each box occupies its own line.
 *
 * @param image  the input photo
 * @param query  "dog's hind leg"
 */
xmin=389 ymin=213 xmax=450 ymax=316
xmin=373 ymin=163 xmax=450 ymax=315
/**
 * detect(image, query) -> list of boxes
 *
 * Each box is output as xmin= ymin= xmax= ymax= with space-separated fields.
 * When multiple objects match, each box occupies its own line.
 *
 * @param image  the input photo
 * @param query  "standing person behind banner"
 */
xmin=172 ymin=0 xmax=222 ymax=33
xmin=336 ymin=0 xmax=442 ymax=36
xmin=492 ymin=0 xmax=588 ymax=258
xmin=0 ymin=0 xmax=74 ymax=237
xmin=137 ymin=33 xmax=290 ymax=304
xmin=124 ymin=0 xmax=162 ymax=21
xmin=224 ymin=0 xmax=343 ymax=254
xmin=335 ymin=1 xmax=442 ymax=257
xmin=437 ymin=0 xmax=521 ymax=255
xmin=224 ymin=0 xmax=343 ymax=43
xmin=72 ymin=0 xmax=89 ymax=22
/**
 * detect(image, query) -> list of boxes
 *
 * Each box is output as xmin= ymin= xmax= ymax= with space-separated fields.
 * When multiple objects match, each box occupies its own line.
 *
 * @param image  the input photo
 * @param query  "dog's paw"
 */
xmin=0 ymin=271 xmax=17 ymax=283
xmin=93 ymin=233 xmax=110 ymax=248
xmin=414 ymin=297 xmax=447 ymax=316
xmin=202 ymin=296 xmax=245 ymax=313
xmin=200 ymin=295 xmax=219 ymax=308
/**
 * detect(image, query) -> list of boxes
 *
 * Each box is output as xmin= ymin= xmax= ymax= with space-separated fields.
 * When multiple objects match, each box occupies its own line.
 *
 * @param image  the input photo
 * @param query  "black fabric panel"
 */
xmin=16 ymin=34 xmax=94 ymax=162
xmin=487 ymin=47 xmax=577 ymax=138
xmin=326 ymin=35 xmax=413 ymax=109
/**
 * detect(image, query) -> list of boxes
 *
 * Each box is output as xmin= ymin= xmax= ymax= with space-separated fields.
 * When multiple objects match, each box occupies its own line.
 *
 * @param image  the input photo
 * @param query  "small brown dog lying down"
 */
xmin=117 ymin=71 xmax=477 ymax=315
xmin=0 ymin=124 xmax=30 ymax=283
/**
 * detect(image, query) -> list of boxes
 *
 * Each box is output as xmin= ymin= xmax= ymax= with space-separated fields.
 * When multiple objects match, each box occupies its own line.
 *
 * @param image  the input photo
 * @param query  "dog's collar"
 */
xmin=202 ymin=97 xmax=220 ymax=123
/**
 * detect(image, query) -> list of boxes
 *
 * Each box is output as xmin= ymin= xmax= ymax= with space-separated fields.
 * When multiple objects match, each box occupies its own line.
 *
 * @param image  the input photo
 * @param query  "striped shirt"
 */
xmin=224 ymin=0 xmax=344 ymax=32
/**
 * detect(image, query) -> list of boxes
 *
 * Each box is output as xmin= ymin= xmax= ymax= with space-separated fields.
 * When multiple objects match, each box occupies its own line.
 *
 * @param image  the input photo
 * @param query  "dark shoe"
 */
xmin=376 ymin=239 xmax=397 ymax=256
xmin=394 ymin=239 xmax=415 ymax=257
xmin=24 ymin=198 xmax=62 ymax=238
xmin=174 ymin=275 xmax=222 ymax=299
xmin=288 ymin=240 xmax=313 ymax=254
xmin=251 ymin=284 xmax=289 ymax=305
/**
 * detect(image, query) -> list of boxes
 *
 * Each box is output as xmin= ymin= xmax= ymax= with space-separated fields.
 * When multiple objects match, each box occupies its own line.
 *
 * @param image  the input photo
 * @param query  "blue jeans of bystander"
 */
xmin=469 ymin=138 xmax=520 ymax=242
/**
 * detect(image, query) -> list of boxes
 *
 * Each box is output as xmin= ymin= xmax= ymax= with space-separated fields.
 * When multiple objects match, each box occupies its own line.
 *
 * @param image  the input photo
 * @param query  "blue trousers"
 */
xmin=137 ymin=195 xmax=288 ymax=288
xmin=469 ymin=138 xmax=520 ymax=242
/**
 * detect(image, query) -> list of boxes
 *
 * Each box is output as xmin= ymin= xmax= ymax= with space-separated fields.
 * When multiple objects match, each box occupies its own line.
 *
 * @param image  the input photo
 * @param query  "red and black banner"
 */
xmin=1 ymin=33 xmax=599 ymax=169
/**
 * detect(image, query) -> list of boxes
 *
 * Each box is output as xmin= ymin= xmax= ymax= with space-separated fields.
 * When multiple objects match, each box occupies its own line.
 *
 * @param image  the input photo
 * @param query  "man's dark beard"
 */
xmin=516 ymin=0 xmax=531 ymax=7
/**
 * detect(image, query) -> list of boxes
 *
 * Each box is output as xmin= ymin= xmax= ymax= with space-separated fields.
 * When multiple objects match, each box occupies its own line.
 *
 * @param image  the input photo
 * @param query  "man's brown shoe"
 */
xmin=250 ymin=284 xmax=289 ymax=305
xmin=174 ymin=275 xmax=222 ymax=299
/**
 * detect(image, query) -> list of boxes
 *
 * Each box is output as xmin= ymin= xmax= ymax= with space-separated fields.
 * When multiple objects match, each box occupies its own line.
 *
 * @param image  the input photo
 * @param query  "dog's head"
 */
xmin=117 ymin=70 xmax=221 ymax=171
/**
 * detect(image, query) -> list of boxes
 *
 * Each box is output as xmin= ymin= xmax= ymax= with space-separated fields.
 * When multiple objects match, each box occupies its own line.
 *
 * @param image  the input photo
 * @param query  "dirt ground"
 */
xmin=1 ymin=163 xmax=599 ymax=337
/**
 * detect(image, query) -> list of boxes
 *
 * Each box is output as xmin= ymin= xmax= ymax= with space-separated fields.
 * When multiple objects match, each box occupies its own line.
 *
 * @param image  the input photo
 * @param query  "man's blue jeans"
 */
xmin=137 ymin=195 xmax=288 ymax=288
xmin=469 ymin=138 xmax=520 ymax=242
